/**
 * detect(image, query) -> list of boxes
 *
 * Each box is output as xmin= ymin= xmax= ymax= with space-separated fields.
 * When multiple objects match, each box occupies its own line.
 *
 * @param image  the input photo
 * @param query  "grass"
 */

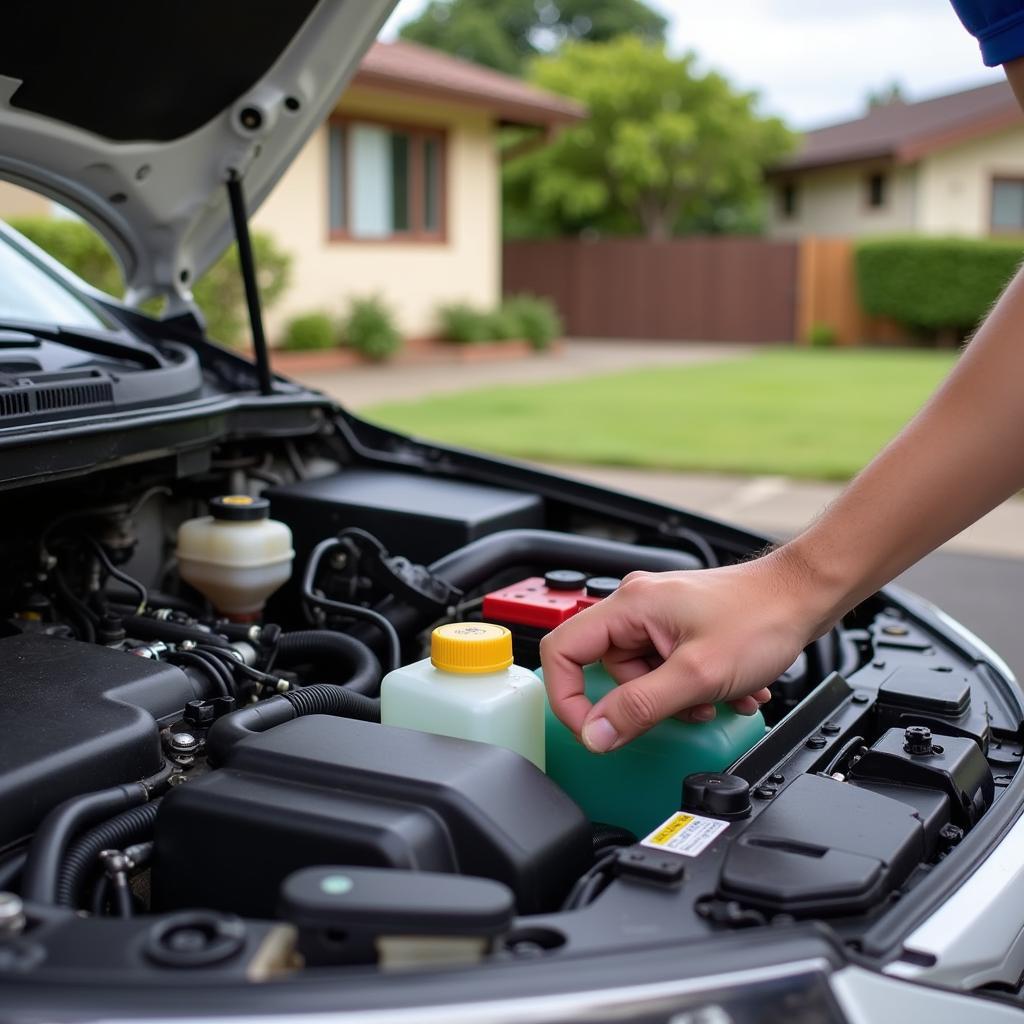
xmin=362 ymin=348 xmax=959 ymax=481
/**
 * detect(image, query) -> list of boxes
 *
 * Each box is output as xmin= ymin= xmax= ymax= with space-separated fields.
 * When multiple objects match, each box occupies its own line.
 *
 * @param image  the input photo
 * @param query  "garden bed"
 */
xmin=262 ymin=336 xmax=562 ymax=374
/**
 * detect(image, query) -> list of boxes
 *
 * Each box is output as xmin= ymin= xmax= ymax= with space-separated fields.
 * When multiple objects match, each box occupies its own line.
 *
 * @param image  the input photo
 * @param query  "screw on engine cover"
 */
xmin=852 ymin=693 xmax=871 ymax=704
xmin=167 ymin=732 xmax=200 ymax=763
xmin=939 ymin=824 xmax=964 ymax=846
xmin=882 ymin=624 xmax=909 ymax=637
xmin=769 ymin=772 xmax=785 ymax=785
xmin=806 ymin=735 xmax=827 ymax=750
xmin=904 ymin=725 xmax=934 ymax=756
xmin=753 ymin=785 xmax=776 ymax=800
xmin=822 ymin=722 xmax=841 ymax=736
xmin=0 ymin=893 xmax=25 ymax=934
xmin=179 ymin=639 xmax=196 ymax=652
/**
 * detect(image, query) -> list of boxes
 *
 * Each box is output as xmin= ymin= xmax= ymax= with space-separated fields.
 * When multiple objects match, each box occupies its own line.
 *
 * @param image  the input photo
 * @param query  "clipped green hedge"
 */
xmin=343 ymin=295 xmax=402 ymax=361
xmin=855 ymin=236 xmax=1023 ymax=338
xmin=7 ymin=215 xmax=291 ymax=347
xmin=281 ymin=312 xmax=336 ymax=352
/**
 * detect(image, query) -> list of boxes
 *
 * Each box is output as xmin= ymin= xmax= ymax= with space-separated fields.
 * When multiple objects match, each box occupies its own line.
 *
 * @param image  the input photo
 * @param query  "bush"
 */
xmin=343 ymin=295 xmax=401 ymax=361
xmin=500 ymin=294 xmax=562 ymax=350
xmin=855 ymin=236 xmax=1022 ymax=339
xmin=807 ymin=322 xmax=837 ymax=348
xmin=437 ymin=302 xmax=493 ymax=344
xmin=6 ymin=215 xmax=292 ymax=348
xmin=281 ymin=312 xmax=336 ymax=352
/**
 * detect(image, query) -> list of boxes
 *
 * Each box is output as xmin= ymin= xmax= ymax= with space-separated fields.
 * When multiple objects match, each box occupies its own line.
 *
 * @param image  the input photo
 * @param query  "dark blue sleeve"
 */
xmin=950 ymin=0 xmax=1024 ymax=65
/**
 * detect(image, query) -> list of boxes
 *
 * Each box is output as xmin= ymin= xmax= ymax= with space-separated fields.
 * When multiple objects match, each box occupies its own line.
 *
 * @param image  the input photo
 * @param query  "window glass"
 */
xmin=992 ymin=180 xmax=1024 ymax=231
xmin=350 ymin=123 xmax=394 ymax=238
xmin=390 ymin=132 xmax=410 ymax=233
xmin=778 ymin=182 xmax=798 ymax=219
xmin=0 ymin=233 xmax=110 ymax=329
xmin=867 ymin=173 xmax=887 ymax=208
xmin=423 ymin=136 xmax=440 ymax=232
xmin=328 ymin=124 xmax=345 ymax=232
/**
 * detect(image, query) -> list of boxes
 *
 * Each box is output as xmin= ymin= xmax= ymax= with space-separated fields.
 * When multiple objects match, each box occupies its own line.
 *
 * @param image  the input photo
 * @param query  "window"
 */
xmin=991 ymin=178 xmax=1024 ymax=232
xmin=778 ymin=182 xmax=798 ymax=219
xmin=328 ymin=119 xmax=445 ymax=240
xmin=866 ymin=172 xmax=888 ymax=209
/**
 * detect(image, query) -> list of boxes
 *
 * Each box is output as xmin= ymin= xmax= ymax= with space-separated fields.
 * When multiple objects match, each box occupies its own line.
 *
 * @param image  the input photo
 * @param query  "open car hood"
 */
xmin=0 ymin=1 xmax=395 ymax=311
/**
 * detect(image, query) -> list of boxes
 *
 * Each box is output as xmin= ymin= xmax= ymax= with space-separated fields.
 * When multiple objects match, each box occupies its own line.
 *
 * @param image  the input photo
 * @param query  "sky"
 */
xmin=380 ymin=0 xmax=1005 ymax=130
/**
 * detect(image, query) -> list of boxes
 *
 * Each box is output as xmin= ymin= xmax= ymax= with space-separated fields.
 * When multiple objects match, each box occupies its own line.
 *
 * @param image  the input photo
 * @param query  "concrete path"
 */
xmin=547 ymin=462 xmax=1024 ymax=561
xmin=295 ymin=338 xmax=755 ymax=408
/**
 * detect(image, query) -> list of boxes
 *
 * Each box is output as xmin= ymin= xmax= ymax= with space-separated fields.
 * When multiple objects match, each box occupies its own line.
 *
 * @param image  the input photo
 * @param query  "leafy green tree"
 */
xmin=503 ymin=38 xmax=794 ymax=238
xmin=399 ymin=0 xmax=667 ymax=74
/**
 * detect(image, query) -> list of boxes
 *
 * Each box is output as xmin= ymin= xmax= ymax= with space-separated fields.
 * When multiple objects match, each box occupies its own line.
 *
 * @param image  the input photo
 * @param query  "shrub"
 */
xmin=855 ymin=236 xmax=1022 ymax=340
xmin=343 ymin=295 xmax=401 ymax=361
xmin=280 ymin=312 xmax=336 ymax=352
xmin=500 ymin=294 xmax=562 ymax=350
xmin=437 ymin=302 xmax=493 ymax=344
xmin=7 ymin=215 xmax=292 ymax=348
xmin=807 ymin=322 xmax=837 ymax=348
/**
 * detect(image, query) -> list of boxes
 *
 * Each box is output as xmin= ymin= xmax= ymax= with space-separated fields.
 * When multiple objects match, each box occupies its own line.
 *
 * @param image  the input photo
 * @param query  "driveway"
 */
xmin=288 ymin=338 xmax=755 ymax=408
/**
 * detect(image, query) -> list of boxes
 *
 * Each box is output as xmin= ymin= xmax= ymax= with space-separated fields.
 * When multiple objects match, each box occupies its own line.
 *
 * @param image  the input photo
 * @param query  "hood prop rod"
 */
xmin=226 ymin=171 xmax=273 ymax=396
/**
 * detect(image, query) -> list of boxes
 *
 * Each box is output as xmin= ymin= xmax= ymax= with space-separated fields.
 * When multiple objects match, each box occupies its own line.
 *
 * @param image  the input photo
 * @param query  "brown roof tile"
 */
xmin=352 ymin=41 xmax=586 ymax=127
xmin=778 ymin=80 xmax=1021 ymax=173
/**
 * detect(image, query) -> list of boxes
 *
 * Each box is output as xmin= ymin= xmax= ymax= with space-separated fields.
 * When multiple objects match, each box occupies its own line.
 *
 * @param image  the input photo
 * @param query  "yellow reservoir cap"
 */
xmin=431 ymin=622 xmax=513 ymax=675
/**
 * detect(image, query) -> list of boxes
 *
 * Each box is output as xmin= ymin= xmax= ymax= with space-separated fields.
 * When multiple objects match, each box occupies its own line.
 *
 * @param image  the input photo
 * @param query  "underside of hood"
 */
xmin=0 ymin=1 xmax=396 ymax=311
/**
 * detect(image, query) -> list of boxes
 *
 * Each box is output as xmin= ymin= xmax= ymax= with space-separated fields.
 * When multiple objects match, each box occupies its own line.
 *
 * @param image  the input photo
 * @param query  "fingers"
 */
xmin=729 ymin=688 xmax=773 ymax=716
xmin=581 ymin=655 xmax=720 ymax=753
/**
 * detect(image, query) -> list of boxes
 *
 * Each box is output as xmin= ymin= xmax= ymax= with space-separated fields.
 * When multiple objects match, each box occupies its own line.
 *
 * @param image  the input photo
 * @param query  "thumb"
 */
xmin=581 ymin=654 xmax=717 ymax=753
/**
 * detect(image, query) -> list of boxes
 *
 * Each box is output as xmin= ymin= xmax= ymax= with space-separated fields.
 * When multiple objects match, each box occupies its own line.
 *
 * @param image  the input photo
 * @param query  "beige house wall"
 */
xmin=768 ymin=163 xmax=917 ymax=239
xmin=915 ymin=125 xmax=1024 ymax=236
xmin=253 ymin=87 xmax=500 ymax=341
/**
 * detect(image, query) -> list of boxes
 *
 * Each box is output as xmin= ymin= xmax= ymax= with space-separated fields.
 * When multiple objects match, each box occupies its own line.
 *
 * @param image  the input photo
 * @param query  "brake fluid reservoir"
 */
xmin=176 ymin=495 xmax=293 ymax=619
xmin=538 ymin=663 xmax=765 ymax=836
xmin=381 ymin=623 xmax=545 ymax=769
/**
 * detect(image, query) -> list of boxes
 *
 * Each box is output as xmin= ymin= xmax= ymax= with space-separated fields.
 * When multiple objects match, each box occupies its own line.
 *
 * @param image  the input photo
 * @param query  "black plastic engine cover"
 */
xmin=0 ymin=634 xmax=200 ymax=845
xmin=154 ymin=716 xmax=591 ymax=917
xmin=718 ymin=773 xmax=926 ymax=917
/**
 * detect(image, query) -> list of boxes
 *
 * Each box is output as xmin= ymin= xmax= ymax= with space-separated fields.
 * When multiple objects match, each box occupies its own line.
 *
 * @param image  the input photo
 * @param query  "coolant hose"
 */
xmin=591 ymin=822 xmax=638 ymax=854
xmin=206 ymin=683 xmax=380 ymax=766
xmin=21 ymin=762 xmax=170 ymax=905
xmin=275 ymin=630 xmax=381 ymax=696
xmin=57 ymin=800 xmax=162 ymax=908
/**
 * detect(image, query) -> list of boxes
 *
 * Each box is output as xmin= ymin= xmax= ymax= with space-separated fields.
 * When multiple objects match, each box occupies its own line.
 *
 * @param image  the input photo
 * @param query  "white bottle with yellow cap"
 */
xmin=380 ymin=623 xmax=545 ymax=769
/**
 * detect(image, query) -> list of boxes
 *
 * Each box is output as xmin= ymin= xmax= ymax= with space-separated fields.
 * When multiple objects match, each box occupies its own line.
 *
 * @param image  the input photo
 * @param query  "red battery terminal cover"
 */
xmin=482 ymin=576 xmax=607 ymax=631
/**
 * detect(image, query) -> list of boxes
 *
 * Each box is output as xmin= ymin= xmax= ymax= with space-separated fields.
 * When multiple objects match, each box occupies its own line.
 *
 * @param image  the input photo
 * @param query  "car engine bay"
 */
xmin=0 ymin=428 xmax=1021 ymax=994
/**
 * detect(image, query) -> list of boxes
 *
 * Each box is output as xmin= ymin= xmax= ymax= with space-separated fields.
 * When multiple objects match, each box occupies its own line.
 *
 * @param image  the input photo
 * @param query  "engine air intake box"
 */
xmin=154 ymin=715 xmax=591 ymax=917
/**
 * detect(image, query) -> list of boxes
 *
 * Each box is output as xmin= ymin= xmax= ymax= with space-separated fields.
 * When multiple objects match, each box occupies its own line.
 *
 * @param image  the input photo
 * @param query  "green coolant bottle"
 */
xmin=538 ymin=663 xmax=765 ymax=837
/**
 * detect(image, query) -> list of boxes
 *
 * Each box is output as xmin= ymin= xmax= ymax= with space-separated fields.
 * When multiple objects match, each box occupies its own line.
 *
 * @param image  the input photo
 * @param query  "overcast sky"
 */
xmin=381 ymin=0 xmax=1004 ymax=129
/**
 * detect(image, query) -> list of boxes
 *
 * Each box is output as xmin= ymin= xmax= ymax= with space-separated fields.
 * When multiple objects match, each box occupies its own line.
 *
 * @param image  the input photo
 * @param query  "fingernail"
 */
xmin=582 ymin=717 xmax=619 ymax=753
xmin=692 ymin=706 xmax=716 ymax=722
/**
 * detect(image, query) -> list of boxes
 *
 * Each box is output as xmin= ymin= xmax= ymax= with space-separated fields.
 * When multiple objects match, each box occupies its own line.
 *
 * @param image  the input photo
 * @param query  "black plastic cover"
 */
xmin=0 ymin=634 xmax=200 ymax=845
xmin=718 ymin=774 xmax=925 ymax=917
xmin=265 ymin=469 xmax=544 ymax=567
xmin=879 ymin=668 xmax=971 ymax=717
xmin=155 ymin=716 xmax=591 ymax=916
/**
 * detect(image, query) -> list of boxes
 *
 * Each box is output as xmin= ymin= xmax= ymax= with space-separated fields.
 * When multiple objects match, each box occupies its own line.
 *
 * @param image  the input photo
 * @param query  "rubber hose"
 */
xmin=359 ymin=528 xmax=703 ymax=649
xmin=121 ymin=614 xmax=231 ymax=649
xmin=591 ymin=822 xmax=638 ymax=854
xmin=57 ymin=800 xmax=162 ymax=908
xmin=22 ymin=783 xmax=149 ymax=905
xmin=275 ymin=630 xmax=381 ymax=696
xmin=205 ymin=684 xmax=380 ymax=766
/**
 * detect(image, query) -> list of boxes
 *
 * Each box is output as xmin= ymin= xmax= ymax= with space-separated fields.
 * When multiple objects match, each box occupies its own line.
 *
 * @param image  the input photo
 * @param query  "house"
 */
xmin=768 ymin=81 xmax=1024 ymax=239
xmin=253 ymin=41 xmax=583 ymax=339
xmin=0 ymin=41 xmax=583 ymax=341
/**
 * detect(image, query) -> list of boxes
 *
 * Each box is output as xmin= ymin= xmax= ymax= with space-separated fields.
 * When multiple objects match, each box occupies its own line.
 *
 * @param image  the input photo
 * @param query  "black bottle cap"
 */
xmin=544 ymin=569 xmax=588 ymax=591
xmin=682 ymin=772 xmax=751 ymax=820
xmin=209 ymin=495 xmax=270 ymax=522
xmin=585 ymin=576 xmax=621 ymax=599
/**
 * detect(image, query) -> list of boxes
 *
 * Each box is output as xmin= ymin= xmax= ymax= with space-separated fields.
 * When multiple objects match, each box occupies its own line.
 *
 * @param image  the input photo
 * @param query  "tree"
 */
xmin=503 ymin=38 xmax=794 ymax=239
xmin=399 ymin=0 xmax=667 ymax=74
xmin=866 ymin=80 xmax=907 ymax=111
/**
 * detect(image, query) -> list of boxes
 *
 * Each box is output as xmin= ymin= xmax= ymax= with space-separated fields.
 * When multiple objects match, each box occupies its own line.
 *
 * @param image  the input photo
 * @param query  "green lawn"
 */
xmin=363 ymin=348 xmax=958 ymax=481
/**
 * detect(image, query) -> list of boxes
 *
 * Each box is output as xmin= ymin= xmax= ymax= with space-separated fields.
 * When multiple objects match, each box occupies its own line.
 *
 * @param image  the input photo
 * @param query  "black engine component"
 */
xmin=154 ymin=715 xmax=591 ymax=917
xmin=717 ymin=773 xmax=928 ymax=917
xmin=265 ymin=469 xmax=544 ymax=568
xmin=0 ymin=634 xmax=202 ymax=846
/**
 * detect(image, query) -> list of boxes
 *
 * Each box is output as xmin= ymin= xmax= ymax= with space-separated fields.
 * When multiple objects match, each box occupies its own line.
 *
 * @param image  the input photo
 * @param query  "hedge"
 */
xmin=855 ymin=236 xmax=1023 ymax=338
xmin=7 ymin=216 xmax=291 ymax=347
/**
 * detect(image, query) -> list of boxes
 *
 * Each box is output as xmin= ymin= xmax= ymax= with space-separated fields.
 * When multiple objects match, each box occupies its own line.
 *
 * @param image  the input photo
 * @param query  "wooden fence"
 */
xmin=503 ymin=237 xmax=799 ymax=342
xmin=504 ymin=235 xmax=911 ymax=346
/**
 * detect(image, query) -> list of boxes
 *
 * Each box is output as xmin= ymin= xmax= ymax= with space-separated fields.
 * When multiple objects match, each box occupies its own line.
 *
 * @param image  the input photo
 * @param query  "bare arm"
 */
xmin=541 ymin=59 xmax=1024 ymax=753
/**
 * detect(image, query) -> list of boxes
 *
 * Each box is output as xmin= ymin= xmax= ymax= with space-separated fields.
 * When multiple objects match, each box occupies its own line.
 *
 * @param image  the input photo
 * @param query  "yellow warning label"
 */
xmin=641 ymin=811 xmax=729 ymax=857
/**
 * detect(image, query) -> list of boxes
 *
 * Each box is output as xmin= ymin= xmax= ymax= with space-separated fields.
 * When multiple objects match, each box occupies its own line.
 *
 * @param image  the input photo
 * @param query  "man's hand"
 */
xmin=539 ymin=554 xmax=822 ymax=753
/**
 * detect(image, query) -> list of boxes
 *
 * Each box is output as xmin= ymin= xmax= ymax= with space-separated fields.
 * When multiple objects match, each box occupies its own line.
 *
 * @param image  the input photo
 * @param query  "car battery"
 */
xmin=481 ymin=570 xmax=620 ymax=667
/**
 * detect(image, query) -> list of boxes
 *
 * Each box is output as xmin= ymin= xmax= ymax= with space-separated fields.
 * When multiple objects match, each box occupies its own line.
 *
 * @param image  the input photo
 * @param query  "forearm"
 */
xmin=777 ymin=263 xmax=1024 ymax=638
